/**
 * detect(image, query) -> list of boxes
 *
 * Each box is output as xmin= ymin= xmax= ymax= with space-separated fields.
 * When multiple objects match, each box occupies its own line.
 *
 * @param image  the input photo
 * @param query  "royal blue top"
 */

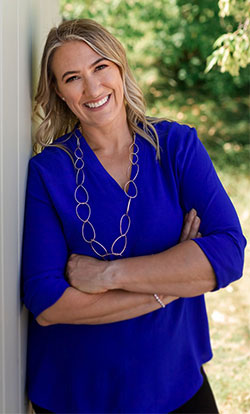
xmin=22 ymin=121 xmax=246 ymax=413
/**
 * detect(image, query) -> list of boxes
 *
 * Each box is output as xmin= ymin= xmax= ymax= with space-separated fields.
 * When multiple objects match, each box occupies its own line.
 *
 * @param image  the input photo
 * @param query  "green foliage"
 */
xmin=60 ymin=0 xmax=249 ymax=175
xmin=206 ymin=0 xmax=250 ymax=76
xmin=219 ymin=0 xmax=248 ymax=21
xmin=60 ymin=0 xmax=249 ymax=98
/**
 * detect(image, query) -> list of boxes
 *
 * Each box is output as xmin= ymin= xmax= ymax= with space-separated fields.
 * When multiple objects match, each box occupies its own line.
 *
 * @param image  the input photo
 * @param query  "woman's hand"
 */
xmin=66 ymin=254 xmax=110 ymax=294
xmin=66 ymin=209 xmax=202 ymax=294
xmin=180 ymin=209 xmax=202 ymax=242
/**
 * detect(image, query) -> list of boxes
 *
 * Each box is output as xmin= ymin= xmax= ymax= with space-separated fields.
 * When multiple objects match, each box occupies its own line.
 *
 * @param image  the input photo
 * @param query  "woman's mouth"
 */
xmin=84 ymin=94 xmax=111 ymax=110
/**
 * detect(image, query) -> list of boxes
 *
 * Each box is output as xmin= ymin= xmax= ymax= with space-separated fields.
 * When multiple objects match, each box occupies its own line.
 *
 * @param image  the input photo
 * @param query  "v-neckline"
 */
xmin=74 ymin=128 xmax=141 ymax=195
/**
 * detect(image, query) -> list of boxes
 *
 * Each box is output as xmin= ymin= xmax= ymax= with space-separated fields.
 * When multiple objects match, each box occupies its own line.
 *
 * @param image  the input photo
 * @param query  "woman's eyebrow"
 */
xmin=62 ymin=70 xmax=80 ymax=81
xmin=61 ymin=58 xmax=107 ymax=81
xmin=90 ymin=57 xmax=106 ymax=68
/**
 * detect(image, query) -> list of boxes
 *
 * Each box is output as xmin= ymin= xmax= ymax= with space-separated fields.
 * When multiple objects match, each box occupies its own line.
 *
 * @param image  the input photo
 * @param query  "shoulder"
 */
xmin=153 ymin=119 xmax=195 ymax=143
xmin=30 ymin=131 xmax=75 ymax=173
xmin=152 ymin=120 xmax=199 ymax=158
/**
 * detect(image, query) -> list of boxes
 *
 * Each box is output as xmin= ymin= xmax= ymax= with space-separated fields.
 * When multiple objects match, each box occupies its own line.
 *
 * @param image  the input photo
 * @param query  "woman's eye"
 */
xmin=95 ymin=64 xmax=107 ymax=72
xmin=65 ymin=75 xmax=79 ymax=83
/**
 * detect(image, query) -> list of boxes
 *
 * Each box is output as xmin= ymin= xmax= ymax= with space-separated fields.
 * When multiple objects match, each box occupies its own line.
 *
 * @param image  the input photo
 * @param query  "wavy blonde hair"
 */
xmin=34 ymin=19 xmax=163 ymax=157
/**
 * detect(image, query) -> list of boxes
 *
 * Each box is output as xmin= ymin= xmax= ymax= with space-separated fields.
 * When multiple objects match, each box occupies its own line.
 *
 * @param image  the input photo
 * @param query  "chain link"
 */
xmin=73 ymin=130 xmax=164 ymax=308
xmin=73 ymin=130 xmax=139 ymax=259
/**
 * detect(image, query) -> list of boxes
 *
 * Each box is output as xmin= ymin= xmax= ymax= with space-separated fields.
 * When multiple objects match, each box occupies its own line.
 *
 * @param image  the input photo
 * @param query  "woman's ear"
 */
xmin=56 ymin=91 xmax=65 ymax=101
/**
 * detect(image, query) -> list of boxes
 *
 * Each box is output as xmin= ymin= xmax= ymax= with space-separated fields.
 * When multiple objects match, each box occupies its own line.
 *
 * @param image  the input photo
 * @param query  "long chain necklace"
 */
xmin=73 ymin=129 xmax=165 ymax=309
xmin=73 ymin=129 xmax=139 ymax=259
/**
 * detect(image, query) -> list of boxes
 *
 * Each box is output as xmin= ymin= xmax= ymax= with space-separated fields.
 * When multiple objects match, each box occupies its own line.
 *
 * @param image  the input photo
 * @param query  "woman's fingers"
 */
xmin=189 ymin=216 xmax=201 ymax=239
xmin=66 ymin=254 xmax=109 ymax=294
xmin=180 ymin=209 xmax=201 ymax=242
xmin=180 ymin=208 xmax=196 ymax=242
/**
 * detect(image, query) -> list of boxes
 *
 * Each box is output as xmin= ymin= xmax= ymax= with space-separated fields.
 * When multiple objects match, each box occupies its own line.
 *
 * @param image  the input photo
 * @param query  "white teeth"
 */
xmin=85 ymin=95 xmax=109 ymax=108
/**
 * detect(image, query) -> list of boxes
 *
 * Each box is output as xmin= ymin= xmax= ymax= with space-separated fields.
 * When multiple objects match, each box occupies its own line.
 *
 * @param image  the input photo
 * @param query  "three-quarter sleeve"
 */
xmin=169 ymin=123 xmax=246 ymax=290
xmin=22 ymin=159 xmax=70 ymax=318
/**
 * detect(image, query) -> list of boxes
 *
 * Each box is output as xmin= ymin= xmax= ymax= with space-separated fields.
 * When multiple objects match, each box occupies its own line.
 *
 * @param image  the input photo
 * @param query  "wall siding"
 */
xmin=0 ymin=1 xmax=60 ymax=412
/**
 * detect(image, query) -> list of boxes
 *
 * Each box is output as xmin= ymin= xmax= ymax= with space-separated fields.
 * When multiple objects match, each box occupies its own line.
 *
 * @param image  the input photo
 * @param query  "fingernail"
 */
xmin=190 ymin=209 xmax=196 ymax=217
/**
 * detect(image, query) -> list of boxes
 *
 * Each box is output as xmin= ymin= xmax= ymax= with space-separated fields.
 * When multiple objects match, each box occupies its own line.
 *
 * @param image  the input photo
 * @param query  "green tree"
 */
xmin=60 ymin=0 xmax=249 ymax=173
xmin=60 ymin=0 xmax=248 ymax=98
xmin=206 ymin=0 xmax=250 ymax=76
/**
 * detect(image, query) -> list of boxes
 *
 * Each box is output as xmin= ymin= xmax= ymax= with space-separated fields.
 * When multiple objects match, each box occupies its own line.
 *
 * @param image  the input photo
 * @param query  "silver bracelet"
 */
xmin=153 ymin=293 xmax=165 ymax=308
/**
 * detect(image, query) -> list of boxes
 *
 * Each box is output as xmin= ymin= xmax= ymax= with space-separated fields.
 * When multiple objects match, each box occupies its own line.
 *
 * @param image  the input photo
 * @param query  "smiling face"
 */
xmin=51 ymin=40 xmax=127 ymax=134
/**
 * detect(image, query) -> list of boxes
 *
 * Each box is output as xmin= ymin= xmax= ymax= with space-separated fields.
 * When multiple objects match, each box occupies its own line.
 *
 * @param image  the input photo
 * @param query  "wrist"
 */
xmin=103 ymin=259 xmax=123 ymax=290
xmin=153 ymin=293 xmax=165 ymax=308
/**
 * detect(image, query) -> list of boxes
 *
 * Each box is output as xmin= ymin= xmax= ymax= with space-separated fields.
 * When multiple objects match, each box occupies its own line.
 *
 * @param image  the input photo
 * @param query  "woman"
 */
xmin=22 ymin=19 xmax=246 ymax=414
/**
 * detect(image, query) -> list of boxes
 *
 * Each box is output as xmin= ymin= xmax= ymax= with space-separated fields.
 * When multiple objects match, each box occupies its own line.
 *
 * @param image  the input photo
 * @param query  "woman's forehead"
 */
xmin=51 ymin=41 xmax=103 ymax=75
xmin=54 ymin=40 xmax=101 ymax=62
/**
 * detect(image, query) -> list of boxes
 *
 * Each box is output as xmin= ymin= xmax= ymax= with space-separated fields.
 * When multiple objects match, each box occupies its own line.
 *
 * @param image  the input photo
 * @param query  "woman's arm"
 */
xmin=66 ymin=126 xmax=246 ymax=298
xmin=36 ymin=210 xmax=199 ymax=327
xmin=66 ymin=239 xmax=215 ymax=298
xmin=25 ymin=158 xmax=197 ymax=327
xmin=65 ymin=209 xmax=207 ymax=298
xmin=108 ymin=240 xmax=216 ymax=296
xmin=36 ymin=288 xmax=177 ymax=326
xmin=111 ymin=126 xmax=246 ymax=297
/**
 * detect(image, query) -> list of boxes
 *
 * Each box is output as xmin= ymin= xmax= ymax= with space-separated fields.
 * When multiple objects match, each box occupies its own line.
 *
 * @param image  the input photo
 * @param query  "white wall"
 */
xmin=0 ymin=1 xmax=60 ymax=413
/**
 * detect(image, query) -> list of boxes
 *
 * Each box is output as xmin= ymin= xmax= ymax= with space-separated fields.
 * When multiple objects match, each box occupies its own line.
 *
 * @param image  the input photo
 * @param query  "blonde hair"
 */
xmin=34 ymin=19 xmax=163 ymax=157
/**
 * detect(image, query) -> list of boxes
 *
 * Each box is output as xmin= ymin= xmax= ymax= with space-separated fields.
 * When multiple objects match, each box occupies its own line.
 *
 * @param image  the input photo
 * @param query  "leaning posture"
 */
xmin=22 ymin=19 xmax=246 ymax=414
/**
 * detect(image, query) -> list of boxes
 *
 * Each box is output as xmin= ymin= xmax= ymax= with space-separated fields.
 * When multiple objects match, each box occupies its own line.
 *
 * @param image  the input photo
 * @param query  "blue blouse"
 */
xmin=22 ymin=121 xmax=246 ymax=413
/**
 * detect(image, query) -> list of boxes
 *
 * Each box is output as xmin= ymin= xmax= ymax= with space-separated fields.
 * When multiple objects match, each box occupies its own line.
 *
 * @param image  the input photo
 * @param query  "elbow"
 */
xmin=228 ymin=233 xmax=246 ymax=281
xmin=36 ymin=313 xmax=53 ymax=327
xmin=195 ymin=230 xmax=246 ymax=291
xmin=215 ymin=233 xmax=246 ymax=289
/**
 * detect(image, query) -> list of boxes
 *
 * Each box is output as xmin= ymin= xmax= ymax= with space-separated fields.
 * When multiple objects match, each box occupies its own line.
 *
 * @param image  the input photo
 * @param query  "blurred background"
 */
xmin=60 ymin=1 xmax=250 ymax=412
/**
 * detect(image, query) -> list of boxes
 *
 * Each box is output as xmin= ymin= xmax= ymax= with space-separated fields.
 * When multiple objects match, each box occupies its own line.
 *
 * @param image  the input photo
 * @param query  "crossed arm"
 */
xmin=36 ymin=209 xmax=216 ymax=326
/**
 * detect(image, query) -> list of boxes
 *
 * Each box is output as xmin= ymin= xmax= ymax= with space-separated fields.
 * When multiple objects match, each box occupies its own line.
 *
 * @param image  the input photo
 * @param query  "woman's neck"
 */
xmin=79 ymin=121 xmax=133 ymax=155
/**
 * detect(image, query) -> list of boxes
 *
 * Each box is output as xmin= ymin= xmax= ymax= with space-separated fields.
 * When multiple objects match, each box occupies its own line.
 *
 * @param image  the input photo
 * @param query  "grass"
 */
xmin=146 ymin=91 xmax=250 ymax=413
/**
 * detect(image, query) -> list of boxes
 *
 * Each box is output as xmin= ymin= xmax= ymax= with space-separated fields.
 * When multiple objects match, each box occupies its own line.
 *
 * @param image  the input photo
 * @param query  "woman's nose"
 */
xmin=83 ymin=77 xmax=101 ymax=99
